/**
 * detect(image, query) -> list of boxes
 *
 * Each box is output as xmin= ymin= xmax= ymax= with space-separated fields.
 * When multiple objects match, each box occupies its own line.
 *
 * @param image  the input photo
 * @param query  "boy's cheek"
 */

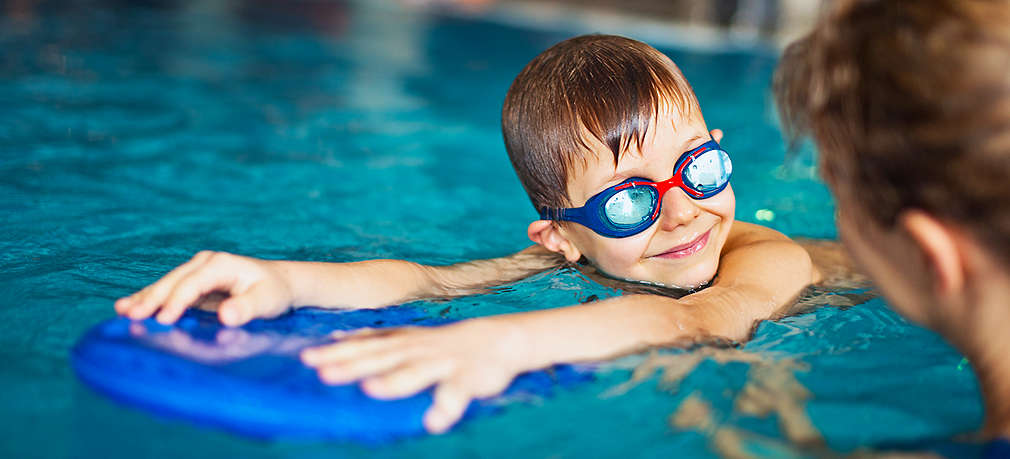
xmin=593 ymin=248 xmax=642 ymax=275
xmin=702 ymin=185 xmax=736 ymax=222
xmin=583 ymin=240 xmax=652 ymax=278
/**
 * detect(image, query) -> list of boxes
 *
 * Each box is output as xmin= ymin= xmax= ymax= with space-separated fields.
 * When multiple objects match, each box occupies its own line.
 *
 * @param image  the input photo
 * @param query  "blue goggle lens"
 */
xmin=603 ymin=186 xmax=656 ymax=227
xmin=684 ymin=149 xmax=732 ymax=193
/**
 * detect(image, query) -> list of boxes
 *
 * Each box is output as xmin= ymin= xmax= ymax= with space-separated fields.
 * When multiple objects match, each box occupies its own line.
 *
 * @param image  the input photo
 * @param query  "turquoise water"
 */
xmin=0 ymin=1 xmax=983 ymax=457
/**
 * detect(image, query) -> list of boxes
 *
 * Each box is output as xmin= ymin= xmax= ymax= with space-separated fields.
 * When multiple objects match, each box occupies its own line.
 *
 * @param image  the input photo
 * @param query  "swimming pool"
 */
xmin=0 ymin=1 xmax=984 ymax=457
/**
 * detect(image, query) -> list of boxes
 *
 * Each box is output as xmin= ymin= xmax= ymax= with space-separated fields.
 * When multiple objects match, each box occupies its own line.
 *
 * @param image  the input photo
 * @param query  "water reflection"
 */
xmin=128 ymin=319 xmax=315 ymax=364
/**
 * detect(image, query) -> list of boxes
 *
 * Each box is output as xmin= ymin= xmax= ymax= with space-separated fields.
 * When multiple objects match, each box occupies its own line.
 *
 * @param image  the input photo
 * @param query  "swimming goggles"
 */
xmin=539 ymin=139 xmax=732 ymax=238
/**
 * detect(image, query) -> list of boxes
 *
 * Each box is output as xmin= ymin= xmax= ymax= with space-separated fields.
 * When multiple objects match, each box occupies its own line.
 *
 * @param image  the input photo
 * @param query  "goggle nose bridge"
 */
xmin=651 ymin=162 xmax=705 ymax=214
xmin=648 ymin=179 xmax=682 ymax=221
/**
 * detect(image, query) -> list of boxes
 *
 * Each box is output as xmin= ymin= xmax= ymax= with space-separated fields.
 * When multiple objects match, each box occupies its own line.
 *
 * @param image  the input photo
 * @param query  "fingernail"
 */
xmin=220 ymin=307 xmax=237 ymax=325
xmin=300 ymin=350 xmax=317 ymax=364
xmin=318 ymin=368 xmax=345 ymax=384
xmin=361 ymin=379 xmax=382 ymax=396
xmin=426 ymin=411 xmax=447 ymax=433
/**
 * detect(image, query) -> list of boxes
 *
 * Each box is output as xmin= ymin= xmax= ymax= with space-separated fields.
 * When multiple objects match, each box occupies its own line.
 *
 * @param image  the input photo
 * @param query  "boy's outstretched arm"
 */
xmin=301 ymin=221 xmax=819 ymax=433
xmin=115 ymin=246 xmax=564 ymax=326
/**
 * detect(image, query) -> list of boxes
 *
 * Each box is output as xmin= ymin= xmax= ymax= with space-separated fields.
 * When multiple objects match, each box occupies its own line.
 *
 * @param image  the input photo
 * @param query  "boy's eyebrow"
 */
xmin=592 ymin=131 xmax=710 ymax=192
xmin=681 ymin=133 xmax=707 ymax=150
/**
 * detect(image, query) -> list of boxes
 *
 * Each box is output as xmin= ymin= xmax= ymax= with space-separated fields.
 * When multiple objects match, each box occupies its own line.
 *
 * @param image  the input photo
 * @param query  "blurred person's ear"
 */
xmin=898 ymin=210 xmax=965 ymax=297
xmin=528 ymin=220 xmax=582 ymax=263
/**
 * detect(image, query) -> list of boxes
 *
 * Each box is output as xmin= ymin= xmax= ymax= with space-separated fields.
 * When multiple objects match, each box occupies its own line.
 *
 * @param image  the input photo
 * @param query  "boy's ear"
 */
xmin=897 ymin=210 xmax=964 ymax=297
xmin=710 ymin=129 xmax=723 ymax=143
xmin=528 ymin=220 xmax=583 ymax=263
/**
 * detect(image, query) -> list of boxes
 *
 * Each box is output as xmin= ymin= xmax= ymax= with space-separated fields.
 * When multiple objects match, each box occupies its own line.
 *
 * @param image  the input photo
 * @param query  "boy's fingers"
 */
xmin=301 ymin=334 xmax=404 ymax=366
xmin=316 ymin=350 xmax=413 ymax=385
xmin=710 ymin=128 xmax=724 ymax=143
xmin=120 ymin=252 xmax=215 ymax=319
xmin=217 ymin=296 xmax=245 ymax=326
xmin=330 ymin=327 xmax=388 ymax=340
xmin=114 ymin=292 xmax=137 ymax=313
xmin=217 ymin=283 xmax=283 ymax=326
xmin=125 ymin=289 xmax=170 ymax=320
xmin=155 ymin=268 xmax=234 ymax=325
xmin=424 ymin=383 xmax=471 ymax=434
xmin=115 ymin=288 xmax=147 ymax=314
xmin=136 ymin=251 xmax=213 ymax=303
xmin=361 ymin=359 xmax=452 ymax=400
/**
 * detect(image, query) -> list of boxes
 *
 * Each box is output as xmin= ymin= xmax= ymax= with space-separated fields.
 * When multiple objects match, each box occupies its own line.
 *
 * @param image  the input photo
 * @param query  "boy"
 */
xmin=774 ymin=0 xmax=1010 ymax=447
xmin=116 ymin=35 xmax=820 ymax=433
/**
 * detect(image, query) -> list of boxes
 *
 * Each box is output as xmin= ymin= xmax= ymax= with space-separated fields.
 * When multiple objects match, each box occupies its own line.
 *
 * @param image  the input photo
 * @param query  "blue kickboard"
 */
xmin=71 ymin=306 xmax=592 ymax=442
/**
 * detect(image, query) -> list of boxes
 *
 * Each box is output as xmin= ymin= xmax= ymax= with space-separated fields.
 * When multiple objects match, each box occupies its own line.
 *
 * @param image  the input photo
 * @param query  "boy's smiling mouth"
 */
xmin=652 ymin=229 xmax=711 ymax=260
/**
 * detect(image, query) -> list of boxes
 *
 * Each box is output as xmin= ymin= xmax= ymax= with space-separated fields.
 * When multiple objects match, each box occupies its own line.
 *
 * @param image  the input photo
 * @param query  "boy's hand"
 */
xmin=114 ymin=251 xmax=295 ymax=326
xmin=300 ymin=318 xmax=525 ymax=434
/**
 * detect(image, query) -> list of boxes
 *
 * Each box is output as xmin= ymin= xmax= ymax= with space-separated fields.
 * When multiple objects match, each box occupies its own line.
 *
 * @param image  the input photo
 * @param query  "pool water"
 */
xmin=0 ymin=1 xmax=983 ymax=457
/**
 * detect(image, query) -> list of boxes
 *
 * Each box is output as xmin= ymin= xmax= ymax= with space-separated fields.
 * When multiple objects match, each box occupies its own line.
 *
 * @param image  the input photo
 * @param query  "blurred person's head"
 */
xmin=502 ymin=35 xmax=735 ymax=290
xmin=775 ymin=0 xmax=1010 ymax=436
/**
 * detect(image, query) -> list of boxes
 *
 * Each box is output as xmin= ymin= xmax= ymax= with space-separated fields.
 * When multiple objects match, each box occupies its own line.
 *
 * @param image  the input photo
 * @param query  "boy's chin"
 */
xmin=656 ymin=261 xmax=718 ymax=291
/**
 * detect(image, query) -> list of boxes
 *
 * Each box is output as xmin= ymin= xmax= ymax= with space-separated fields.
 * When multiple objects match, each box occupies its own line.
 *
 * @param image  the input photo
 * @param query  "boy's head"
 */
xmin=502 ymin=35 xmax=735 ymax=289
xmin=775 ymin=0 xmax=1010 ymax=327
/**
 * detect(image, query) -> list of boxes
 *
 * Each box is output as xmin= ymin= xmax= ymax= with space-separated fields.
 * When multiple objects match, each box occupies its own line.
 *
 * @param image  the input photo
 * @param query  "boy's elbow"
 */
xmin=694 ymin=296 xmax=759 ymax=343
xmin=416 ymin=263 xmax=454 ymax=297
xmin=645 ymin=295 xmax=754 ymax=347
xmin=657 ymin=310 xmax=753 ymax=347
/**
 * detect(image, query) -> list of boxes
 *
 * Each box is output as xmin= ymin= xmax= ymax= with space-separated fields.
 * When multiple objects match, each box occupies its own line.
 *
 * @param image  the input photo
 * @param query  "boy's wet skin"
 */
xmin=537 ymin=110 xmax=734 ymax=290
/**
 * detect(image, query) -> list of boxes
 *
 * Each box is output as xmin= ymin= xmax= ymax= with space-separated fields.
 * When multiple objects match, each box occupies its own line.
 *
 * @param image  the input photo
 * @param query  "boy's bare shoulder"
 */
xmin=794 ymin=238 xmax=873 ymax=290
xmin=726 ymin=220 xmax=792 ymax=246
xmin=728 ymin=221 xmax=872 ymax=290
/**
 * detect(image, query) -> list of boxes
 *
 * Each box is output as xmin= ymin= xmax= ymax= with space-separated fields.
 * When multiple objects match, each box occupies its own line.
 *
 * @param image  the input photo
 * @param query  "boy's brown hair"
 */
xmin=775 ymin=0 xmax=1010 ymax=256
xmin=502 ymin=35 xmax=699 ymax=211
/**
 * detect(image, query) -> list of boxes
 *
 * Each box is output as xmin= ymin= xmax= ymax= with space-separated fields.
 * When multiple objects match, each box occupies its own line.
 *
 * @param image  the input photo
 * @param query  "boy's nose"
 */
xmin=657 ymin=188 xmax=700 ymax=231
